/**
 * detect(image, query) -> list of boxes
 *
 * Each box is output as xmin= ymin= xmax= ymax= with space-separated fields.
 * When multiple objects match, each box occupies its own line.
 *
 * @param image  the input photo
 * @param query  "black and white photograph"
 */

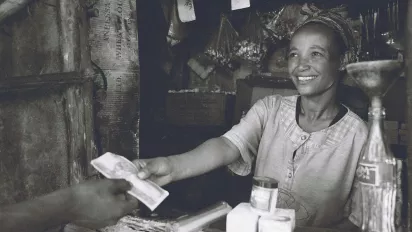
xmin=0 ymin=0 xmax=411 ymax=231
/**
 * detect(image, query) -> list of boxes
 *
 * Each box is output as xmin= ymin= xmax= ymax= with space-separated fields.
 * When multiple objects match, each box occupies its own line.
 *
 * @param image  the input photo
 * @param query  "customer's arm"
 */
xmin=0 ymin=179 xmax=138 ymax=232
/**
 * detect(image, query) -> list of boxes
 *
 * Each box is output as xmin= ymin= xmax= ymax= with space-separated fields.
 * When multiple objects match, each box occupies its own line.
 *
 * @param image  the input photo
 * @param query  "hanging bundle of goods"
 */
xmin=204 ymin=14 xmax=239 ymax=69
xmin=233 ymin=11 xmax=269 ymax=70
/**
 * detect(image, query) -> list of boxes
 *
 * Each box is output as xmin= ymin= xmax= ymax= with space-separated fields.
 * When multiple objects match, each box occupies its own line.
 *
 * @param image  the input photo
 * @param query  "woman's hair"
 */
xmin=292 ymin=4 xmax=357 ymax=65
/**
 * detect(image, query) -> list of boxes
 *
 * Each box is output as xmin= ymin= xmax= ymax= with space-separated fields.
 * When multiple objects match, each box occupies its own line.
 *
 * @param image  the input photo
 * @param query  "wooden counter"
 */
xmin=64 ymin=217 xmax=341 ymax=232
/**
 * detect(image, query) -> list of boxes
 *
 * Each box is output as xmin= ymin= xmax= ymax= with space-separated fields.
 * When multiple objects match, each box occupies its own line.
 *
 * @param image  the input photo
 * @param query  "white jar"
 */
xmin=250 ymin=176 xmax=278 ymax=216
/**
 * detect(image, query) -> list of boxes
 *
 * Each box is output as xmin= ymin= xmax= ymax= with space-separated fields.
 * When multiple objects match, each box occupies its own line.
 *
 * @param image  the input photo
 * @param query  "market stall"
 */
xmin=0 ymin=0 xmax=410 ymax=231
xmin=112 ymin=0 xmax=411 ymax=231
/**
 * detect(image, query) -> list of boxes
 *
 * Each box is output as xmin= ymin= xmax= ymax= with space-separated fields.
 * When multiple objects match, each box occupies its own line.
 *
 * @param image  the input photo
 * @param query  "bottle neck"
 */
xmin=368 ymin=107 xmax=385 ymax=128
xmin=368 ymin=96 xmax=385 ymax=127
xmin=365 ymin=104 xmax=395 ymax=161
xmin=367 ymin=106 xmax=386 ymax=151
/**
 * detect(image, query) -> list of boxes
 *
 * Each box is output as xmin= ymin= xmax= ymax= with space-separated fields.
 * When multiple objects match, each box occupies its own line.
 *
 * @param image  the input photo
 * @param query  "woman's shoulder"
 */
xmin=322 ymin=107 xmax=368 ymax=149
xmin=258 ymin=94 xmax=298 ymax=108
xmin=344 ymin=107 xmax=368 ymax=139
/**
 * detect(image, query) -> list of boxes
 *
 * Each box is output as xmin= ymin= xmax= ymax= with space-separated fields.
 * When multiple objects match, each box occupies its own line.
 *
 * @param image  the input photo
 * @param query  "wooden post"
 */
xmin=58 ymin=0 xmax=81 ymax=73
xmin=406 ymin=0 xmax=412 ymax=230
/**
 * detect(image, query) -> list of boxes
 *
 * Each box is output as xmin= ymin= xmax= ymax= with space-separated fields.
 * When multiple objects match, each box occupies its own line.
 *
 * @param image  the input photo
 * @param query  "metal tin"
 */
xmin=253 ymin=176 xmax=278 ymax=188
xmin=250 ymin=176 xmax=279 ymax=215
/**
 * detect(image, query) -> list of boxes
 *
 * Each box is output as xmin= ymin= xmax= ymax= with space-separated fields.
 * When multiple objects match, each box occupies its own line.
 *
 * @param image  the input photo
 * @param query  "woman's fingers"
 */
xmin=137 ymin=168 xmax=151 ymax=179
xmin=134 ymin=159 xmax=147 ymax=170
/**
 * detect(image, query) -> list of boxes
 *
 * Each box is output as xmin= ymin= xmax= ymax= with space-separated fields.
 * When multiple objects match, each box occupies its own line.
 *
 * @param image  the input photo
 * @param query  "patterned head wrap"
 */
xmin=293 ymin=3 xmax=357 ymax=65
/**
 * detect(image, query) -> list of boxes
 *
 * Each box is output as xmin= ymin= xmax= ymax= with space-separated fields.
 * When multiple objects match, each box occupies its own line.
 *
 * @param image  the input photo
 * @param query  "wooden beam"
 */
xmin=0 ymin=72 xmax=90 ymax=92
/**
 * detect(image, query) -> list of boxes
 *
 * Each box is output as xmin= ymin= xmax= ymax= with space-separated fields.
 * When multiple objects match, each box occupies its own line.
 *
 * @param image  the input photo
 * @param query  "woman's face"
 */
xmin=288 ymin=23 xmax=342 ymax=97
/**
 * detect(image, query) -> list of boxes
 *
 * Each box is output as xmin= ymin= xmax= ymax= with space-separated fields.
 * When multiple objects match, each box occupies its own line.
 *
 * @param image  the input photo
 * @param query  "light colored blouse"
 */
xmin=223 ymin=95 xmax=367 ymax=227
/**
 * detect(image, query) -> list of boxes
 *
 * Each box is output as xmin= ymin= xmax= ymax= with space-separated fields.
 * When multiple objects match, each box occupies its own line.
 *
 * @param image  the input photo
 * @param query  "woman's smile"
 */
xmin=296 ymin=75 xmax=319 ymax=83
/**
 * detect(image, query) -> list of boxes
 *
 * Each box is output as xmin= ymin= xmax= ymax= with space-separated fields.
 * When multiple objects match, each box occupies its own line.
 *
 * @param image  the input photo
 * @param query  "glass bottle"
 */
xmin=357 ymin=97 xmax=397 ymax=232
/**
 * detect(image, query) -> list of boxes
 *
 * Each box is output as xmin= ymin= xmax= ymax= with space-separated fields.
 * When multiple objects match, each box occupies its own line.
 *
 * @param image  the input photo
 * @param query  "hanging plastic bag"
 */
xmin=233 ymin=11 xmax=269 ymax=69
xmin=258 ymin=8 xmax=283 ymax=42
xmin=204 ymin=14 xmax=239 ymax=68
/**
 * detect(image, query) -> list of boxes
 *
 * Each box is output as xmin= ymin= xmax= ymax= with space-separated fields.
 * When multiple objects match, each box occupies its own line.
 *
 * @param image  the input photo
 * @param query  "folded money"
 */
xmin=91 ymin=152 xmax=169 ymax=211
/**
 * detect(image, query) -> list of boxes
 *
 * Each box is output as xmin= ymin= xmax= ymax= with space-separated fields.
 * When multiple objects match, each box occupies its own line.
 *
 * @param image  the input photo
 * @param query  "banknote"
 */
xmin=91 ymin=152 xmax=169 ymax=211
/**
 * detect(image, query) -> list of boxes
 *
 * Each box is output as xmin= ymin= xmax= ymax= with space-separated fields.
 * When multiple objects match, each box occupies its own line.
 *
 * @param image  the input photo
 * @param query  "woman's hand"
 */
xmin=69 ymin=179 xmax=139 ymax=229
xmin=133 ymin=157 xmax=174 ymax=186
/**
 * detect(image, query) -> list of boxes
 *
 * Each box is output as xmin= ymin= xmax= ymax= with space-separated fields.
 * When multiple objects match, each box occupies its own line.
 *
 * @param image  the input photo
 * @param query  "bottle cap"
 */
xmin=253 ymin=176 xmax=278 ymax=188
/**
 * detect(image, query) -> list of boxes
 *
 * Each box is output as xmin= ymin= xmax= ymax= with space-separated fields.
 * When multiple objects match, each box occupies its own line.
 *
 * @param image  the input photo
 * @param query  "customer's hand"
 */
xmin=69 ymin=179 xmax=139 ymax=229
xmin=133 ymin=157 xmax=174 ymax=186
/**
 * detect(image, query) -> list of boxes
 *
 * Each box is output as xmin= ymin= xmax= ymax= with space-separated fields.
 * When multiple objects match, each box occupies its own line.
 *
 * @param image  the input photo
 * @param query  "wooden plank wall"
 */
xmin=0 ymin=0 xmax=97 ymax=208
xmin=11 ymin=0 xmax=63 ymax=76
xmin=0 ymin=73 xmax=94 ymax=205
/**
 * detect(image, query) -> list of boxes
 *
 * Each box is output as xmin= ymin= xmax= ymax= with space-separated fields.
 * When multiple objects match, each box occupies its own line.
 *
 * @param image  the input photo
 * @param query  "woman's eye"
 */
xmin=312 ymin=51 xmax=323 ymax=57
xmin=288 ymin=53 xmax=297 ymax=58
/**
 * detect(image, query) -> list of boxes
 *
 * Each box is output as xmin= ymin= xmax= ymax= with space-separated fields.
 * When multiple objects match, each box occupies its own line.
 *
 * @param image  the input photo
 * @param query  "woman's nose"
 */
xmin=296 ymin=59 xmax=310 ymax=71
xmin=297 ymin=64 xmax=310 ymax=72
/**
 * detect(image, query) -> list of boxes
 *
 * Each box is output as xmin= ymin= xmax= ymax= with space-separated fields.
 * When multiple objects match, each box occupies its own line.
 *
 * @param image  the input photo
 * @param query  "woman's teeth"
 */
xmin=298 ymin=76 xmax=317 ymax=81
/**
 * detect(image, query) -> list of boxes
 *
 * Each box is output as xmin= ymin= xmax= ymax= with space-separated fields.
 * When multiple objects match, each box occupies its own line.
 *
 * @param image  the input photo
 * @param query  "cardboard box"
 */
xmin=399 ymin=129 xmax=408 ymax=146
xmin=166 ymin=91 xmax=235 ymax=126
xmin=384 ymin=121 xmax=399 ymax=145
xmin=234 ymin=76 xmax=298 ymax=124
xmin=385 ymin=129 xmax=399 ymax=145
xmin=400 ymin=123 xmax=407 ymax=130
xmin=383 ymin=78 xmax=407 ymax=122
xmin=384 ymin=121 xmax=399 ymax=130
